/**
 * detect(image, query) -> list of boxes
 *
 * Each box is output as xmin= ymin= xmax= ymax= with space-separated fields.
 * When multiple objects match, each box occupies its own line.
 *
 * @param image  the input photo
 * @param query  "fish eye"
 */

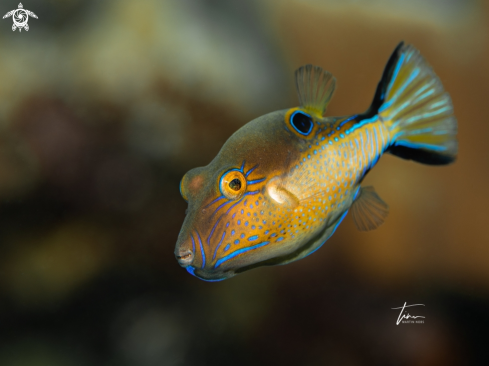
xmin=220 ymin=169 xmax=247 ymax=200
xmin=179 ymin=177 xmax=188 ymax=202
xmin=290 ymin=111 xmax=313 ymax=135
xmin=229 ymin=178 xmax=241 ymax=191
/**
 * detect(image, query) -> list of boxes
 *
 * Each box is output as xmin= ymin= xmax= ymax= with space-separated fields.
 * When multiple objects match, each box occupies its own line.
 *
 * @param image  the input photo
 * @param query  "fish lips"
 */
xmin=183 ymin=265 xmax=234 ymax=282
xmin=174 ymin=242 xmax=236 ymax=281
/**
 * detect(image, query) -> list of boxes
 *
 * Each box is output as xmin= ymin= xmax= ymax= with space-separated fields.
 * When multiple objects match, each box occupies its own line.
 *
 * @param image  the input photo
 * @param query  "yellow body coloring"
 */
xmin=175 ymin=42 xmax=458 ymax=281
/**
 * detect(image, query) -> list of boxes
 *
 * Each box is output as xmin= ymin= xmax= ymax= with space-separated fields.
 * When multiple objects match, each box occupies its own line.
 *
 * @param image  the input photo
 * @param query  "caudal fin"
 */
xmin=368 ymin=42 xmax=458 ymax=165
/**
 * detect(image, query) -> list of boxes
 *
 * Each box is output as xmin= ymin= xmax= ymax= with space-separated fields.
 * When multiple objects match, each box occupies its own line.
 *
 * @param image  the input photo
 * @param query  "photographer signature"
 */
xmin=391 ymin=302 xmax=425 ymax=325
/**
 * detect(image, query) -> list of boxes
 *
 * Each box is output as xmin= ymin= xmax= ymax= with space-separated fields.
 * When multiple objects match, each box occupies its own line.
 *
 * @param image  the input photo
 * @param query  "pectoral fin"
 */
xmin=267 ymin=178 xmax=300 ymax=209
xmin=351 ymin=186 xmax=389 ymax=231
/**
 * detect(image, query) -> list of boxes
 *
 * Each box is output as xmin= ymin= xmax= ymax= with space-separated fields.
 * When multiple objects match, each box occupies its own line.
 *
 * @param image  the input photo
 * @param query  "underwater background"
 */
xmin=0 ymin=0 xmax=487 ymax=365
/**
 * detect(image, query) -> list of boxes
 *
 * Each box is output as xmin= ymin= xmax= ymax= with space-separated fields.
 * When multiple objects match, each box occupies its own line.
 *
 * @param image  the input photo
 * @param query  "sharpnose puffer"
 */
xmin=175 ymin=42 xmax=458 ymax=281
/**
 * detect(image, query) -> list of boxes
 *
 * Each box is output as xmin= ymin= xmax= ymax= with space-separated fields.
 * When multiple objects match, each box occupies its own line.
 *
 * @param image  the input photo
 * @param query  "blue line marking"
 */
xmin=186 ymin=266 xmax=196 ymax=276
xmin=204 ymin=195 xmax=225 ymax=209
xmin=245 ymin=190 xmax=260 ymax=196
xmin=381 ymin=68 xmax=421 ymax=114
xmin=372 ymin=126 xmax=380 ymax=166
xmin=331 ymin=210 xmax=348 ymax=236
xmin=195 ymin=230 xmax=205 ymax=269
xmin=247 ymin=177 xmax=266 ymax=185
xmin=360 ymin=132 xmax=366 ymax=175
xmin=379 ymin=124 xmax=386 ymax=151
xmin=369 ymin=129 xmax=374 ymax=167
xmin=339 ymin=115 xmax=358 ymax=127
xmin=414 ymin=87 xmax=435 ymax=102
xmin=410 ymin=83 xmax=430 ymax=100
xmin=346 ymin=115 xmax=378 ymax=134
xmin=211 ymin=199 xmax=232 ymax=218
xmin=190 ymin=234 xmax=196 ymax=253
xmin=207 ymin=215 xmax=223 ymax=246
xmin=290 ymin=111 xmax=313 ymax=135
xmin=394 ymin=141 xmax=447 ymax=151
xmin=225 ymin=196 xmax=246 ymax=215
xmin=305 ymin=210 xmax=349 ymax=259
xmin=214 ymin=241 xmax=270 ymax=269
xmin=245 ymin=164 xmax=258 ymax=177
xmin=378 ymin=99 xmax=393 ymax=113
xmin=240 ymin=160 xmax=245 ymax=172
xmin=248 ymin=235 xmax=258 ymax=241
xmin=408 ymin=128 xmax=433 ymax=135
xmin=186 ymin=265 xmax=226 ymax=282
xmin=430 ymin=100 xmax=446 ymax=109
xmin=387 ymin=52 xmax=406 ymax=96
xmin=365 ymin=129 xmax=371 ymax=168
xmin=213 ymin=231 xmax=226 ymax=260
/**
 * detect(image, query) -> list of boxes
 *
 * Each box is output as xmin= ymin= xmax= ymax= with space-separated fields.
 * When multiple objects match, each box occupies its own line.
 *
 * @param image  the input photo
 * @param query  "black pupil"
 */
xmin=229 ymin=179 xmax=241 ymax=191
xmin=291 ymin=112 xmax=313 ymax=134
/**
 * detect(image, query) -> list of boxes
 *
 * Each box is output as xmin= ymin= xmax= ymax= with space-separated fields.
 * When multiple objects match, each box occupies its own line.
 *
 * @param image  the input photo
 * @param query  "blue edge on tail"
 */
xmin=361 ymin=41 xmax=455 ymax=166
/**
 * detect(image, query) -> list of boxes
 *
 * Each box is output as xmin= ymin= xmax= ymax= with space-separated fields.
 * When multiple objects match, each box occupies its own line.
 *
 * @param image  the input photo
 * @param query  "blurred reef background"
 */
xmin=0 ymin=0 xmax=488 ymax=365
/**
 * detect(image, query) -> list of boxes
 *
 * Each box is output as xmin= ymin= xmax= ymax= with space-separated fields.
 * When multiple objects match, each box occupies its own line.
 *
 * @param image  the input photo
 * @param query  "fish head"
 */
xmin=175 ymin=108 xmax=324 ymax=281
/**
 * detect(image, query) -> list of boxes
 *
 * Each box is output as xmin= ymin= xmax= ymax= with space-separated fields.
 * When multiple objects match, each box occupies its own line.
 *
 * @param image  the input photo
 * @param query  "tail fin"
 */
xmin=367 ymin=42 xmax=458 ymax=165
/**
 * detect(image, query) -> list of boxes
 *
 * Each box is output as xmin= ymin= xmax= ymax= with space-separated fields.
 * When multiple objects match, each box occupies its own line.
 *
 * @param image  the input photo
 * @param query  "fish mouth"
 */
xmin=185 ymin=265 xmax=234 ymax=282
xmin=175 ymin=249 xmax=193 ymax=266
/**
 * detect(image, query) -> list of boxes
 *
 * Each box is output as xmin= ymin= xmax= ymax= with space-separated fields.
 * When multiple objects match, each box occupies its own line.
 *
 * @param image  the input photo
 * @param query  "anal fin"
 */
xmin=351 ymin=186 xmax=389 ymax=231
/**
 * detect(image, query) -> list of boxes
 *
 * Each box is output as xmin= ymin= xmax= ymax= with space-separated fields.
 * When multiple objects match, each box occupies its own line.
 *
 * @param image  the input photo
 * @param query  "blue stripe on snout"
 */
xmin=190 ymin=234 xmax=196 ymax=253
xmin=213 ymin=231 xmax=226 ymax=260
xmin=204 ymin=195 xmax=225 ymax=209
xmin=195 ymin=230 xmax=205 ymax=269
xmin=214 ymin=241 xmax=270 ymax=269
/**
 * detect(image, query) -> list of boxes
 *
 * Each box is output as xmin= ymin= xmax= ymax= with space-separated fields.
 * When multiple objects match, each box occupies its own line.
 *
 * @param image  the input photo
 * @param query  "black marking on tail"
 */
xmin=362 ymin=42 xmax=405 ymax=119
xmin=388 ymin=145 xmax=456 ymax=165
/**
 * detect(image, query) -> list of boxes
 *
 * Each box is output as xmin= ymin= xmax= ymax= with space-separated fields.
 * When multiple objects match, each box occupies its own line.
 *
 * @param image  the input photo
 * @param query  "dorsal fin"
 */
xmin=351 ymin=186 xmax=389 ymax=231
xmin=295 ymin=64 xmax=336 ymax=116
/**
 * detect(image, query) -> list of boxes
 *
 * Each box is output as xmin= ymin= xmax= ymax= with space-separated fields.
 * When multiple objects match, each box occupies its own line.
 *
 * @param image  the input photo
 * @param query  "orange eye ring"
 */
xmin=219 ymin=169 xmax=247 ymax=200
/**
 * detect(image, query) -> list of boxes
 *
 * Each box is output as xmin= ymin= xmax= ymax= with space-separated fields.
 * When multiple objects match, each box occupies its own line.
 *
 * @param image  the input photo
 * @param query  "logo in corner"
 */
xmin=3 ymin=3 xmax=37 ymax=32
xmin=391 ymin=302 xmax=425 ymax=325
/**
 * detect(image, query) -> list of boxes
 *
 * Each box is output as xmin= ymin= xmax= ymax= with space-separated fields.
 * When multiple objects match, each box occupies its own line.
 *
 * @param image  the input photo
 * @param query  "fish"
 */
xmin=175 ymin=42 xmax=458 ymax=281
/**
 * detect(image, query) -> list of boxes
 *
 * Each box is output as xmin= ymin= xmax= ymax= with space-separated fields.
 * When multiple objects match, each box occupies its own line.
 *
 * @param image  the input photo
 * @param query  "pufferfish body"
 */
xmin=175 ymin=42 xmax=458 ymax=281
